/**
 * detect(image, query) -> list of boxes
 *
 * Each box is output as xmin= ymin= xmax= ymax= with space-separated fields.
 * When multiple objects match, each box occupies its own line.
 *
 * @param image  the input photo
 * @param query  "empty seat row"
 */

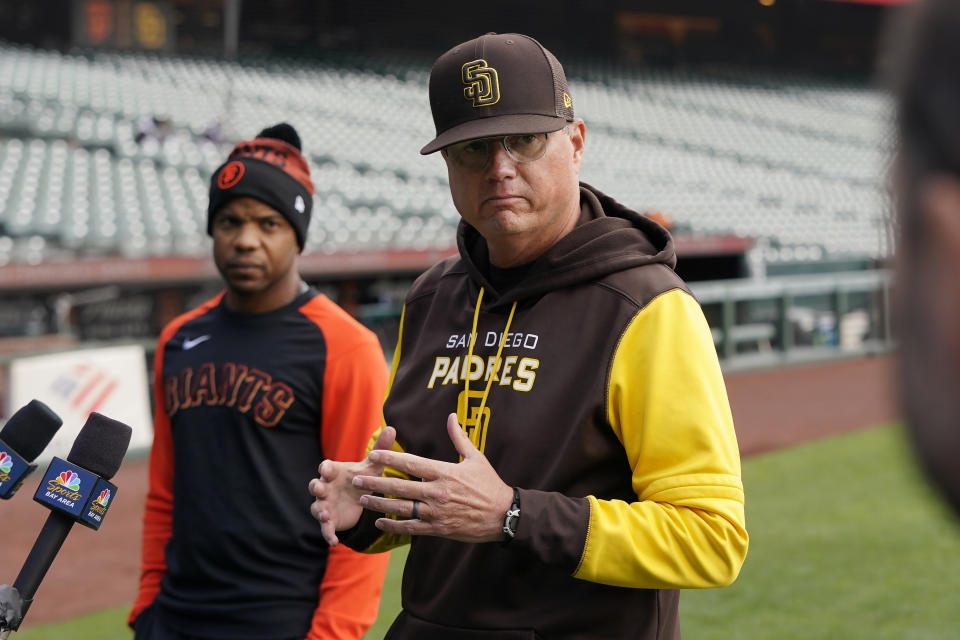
xmin=0 ymin=41 xmax=896 ymax=264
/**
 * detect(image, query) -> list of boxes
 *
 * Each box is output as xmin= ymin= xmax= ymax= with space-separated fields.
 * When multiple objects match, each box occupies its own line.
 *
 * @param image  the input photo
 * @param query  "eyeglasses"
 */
xmin=444 ymin=132 xmax=553 ymax=171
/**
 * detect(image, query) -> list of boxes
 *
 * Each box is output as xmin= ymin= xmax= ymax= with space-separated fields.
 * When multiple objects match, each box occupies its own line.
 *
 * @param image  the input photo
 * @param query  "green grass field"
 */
xmin=13 ymin=423 xmax=960 ymax=639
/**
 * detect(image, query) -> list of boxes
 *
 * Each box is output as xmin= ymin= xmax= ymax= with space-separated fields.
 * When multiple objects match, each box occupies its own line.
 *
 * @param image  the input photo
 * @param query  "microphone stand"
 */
xmin=0 ymin=583 xmax=25 ymax=638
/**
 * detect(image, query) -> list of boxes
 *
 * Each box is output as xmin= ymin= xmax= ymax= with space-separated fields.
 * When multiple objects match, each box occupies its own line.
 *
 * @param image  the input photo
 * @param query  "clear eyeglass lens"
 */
xmin=447 ymin=133 xmax=550 ymax=169
xmin=504 ymin=134 xmax=548 ymax=161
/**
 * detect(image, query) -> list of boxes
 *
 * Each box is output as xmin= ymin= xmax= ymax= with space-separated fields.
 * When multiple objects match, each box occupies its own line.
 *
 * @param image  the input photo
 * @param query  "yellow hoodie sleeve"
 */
xmin=575 ymin=288 xmax=749 ymax=589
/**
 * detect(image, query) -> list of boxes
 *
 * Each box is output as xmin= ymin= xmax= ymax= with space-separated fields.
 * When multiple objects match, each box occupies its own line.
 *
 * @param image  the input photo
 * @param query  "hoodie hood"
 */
xmin=456 ymin=183 xmax=676 ymax=308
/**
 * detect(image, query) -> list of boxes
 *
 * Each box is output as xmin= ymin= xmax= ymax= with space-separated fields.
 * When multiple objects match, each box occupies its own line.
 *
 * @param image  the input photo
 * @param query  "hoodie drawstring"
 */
xmin=460 ymin=287 xmax=517 ymax=451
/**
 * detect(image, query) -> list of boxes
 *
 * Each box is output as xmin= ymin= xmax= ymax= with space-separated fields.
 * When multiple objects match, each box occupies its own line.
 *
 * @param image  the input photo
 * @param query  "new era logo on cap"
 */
xmin=294 ymin=195 xmax=306 ymax=213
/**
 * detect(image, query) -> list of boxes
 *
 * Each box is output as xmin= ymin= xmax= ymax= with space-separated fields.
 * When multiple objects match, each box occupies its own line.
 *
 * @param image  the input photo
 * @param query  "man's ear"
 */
xmin=568 ymin=120 xmax=585 ymax=170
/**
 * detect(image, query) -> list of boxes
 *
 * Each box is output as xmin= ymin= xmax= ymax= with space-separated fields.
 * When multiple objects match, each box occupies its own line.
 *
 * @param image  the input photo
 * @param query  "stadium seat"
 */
xmin=0 ymin=41 xmax=894 ymax=263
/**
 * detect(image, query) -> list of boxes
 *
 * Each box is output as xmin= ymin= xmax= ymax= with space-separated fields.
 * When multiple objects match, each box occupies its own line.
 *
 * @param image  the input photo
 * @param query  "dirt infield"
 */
xmin=0 ymin=354 xmax=898 ymax=627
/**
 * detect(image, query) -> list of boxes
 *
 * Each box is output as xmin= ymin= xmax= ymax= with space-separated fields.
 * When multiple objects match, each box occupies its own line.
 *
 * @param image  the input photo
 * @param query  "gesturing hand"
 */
xmin=351 ymin=413 xmax=514 ymax=544
xmin=308 ymin=426 xmax=397 ymax=546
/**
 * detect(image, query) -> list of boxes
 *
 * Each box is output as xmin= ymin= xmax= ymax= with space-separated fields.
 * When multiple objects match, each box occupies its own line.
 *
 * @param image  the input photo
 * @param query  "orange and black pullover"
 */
xmin=342 ymin=184 xmax=748 ymax=639
xmin=129 ymin=288 xmax=390 ymax=639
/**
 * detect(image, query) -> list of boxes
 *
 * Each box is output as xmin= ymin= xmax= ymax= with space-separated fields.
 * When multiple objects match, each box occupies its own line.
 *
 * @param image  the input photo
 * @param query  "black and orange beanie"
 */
xmin=207 ymin=122 xmax=315 ymax=250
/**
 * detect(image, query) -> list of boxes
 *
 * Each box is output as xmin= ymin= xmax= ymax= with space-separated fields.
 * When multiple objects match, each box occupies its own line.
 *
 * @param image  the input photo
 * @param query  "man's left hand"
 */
xmin=351 ymin=413 xmax=515 ymax=543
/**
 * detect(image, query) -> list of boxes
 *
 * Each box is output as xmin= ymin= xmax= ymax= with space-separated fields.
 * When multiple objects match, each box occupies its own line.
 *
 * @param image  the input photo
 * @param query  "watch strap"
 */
xmin=502 ymin=487 xmax=521 ymax=542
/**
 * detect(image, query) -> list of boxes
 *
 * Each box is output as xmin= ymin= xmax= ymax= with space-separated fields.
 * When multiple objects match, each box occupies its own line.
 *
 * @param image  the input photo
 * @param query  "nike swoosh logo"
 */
xmin=182 ymin=335 xmax=211 ymax=350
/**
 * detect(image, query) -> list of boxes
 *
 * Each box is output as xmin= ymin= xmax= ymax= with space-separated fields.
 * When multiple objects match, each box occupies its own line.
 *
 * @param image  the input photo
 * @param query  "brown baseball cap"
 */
xmin=420 ymin=33 xmax=575 ymax=155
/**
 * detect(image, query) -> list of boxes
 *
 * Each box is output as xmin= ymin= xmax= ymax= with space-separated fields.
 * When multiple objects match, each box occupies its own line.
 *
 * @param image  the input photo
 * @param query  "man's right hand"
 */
xmin=308 ymin=426 xmax=397 ymax=546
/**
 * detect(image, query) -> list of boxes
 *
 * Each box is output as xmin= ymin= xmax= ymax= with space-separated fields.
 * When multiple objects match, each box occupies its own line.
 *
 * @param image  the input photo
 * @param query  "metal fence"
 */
xmin=0 ymin=270 xmax=896 ymax=375
xmin=691 ymin=269 xmax=893 ymax=371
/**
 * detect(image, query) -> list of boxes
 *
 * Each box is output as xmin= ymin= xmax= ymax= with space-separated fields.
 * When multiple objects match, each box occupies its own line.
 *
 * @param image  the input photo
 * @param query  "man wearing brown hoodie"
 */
xmin=311 ymin=34 xmax=748 ymax=639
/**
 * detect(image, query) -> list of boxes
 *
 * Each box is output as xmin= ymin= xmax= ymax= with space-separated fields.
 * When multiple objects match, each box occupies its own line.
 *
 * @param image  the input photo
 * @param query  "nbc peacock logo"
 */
xmin=0 ymin=451 xmax=12 ymax=474
xmin=57 ymin=471 xmax=81 ymax=492
xmin=94 ymin=488 xmax=111 ymax=507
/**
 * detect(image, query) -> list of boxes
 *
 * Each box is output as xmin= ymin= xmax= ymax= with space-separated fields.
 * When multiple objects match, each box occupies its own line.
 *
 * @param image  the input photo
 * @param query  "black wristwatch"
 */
xmin=502 ymin=487 xmax=521 ymax=542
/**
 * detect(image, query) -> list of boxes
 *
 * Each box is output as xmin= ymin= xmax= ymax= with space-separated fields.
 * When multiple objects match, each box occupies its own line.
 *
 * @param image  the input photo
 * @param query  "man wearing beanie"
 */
xmin=310 ymin=34 xmax=748 ymax=638
xmin=130 ymin=123 xmax=390 ymax=640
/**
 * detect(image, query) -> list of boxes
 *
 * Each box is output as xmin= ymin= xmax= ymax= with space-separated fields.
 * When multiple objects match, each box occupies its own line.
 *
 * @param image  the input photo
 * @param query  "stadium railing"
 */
xmin=692 ymin=269 xmax=893 ymax=371
xmin=0 ymin=270 xmax=895 ymax=376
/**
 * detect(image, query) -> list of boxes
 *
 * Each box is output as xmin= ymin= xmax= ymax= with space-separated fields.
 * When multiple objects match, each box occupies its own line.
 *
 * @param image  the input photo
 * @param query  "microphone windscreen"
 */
xmin=66 ymin=412 xmax=132 ymax=480
xmin=0 ymin=400 xmax=63 ymax=462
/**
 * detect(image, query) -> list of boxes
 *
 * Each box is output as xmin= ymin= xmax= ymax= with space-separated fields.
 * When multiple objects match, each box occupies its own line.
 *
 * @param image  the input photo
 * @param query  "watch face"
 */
xmin=504 ymin=506 xmax=520 ymax=537
xmin=503 ymin=488 xmax=521 ymax=539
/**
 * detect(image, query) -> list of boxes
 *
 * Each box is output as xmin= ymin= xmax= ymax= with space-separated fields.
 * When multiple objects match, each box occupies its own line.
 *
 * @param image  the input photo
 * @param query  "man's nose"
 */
xmin=485 ymin=141 xmax=517 ymax=179
xmin=233 ymin=222 xmax=260 ymax=248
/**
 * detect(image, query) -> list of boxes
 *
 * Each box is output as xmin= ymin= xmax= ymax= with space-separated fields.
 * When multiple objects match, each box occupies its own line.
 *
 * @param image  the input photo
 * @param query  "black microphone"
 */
xmin=0 ymin=412 xmax=131 ymax=635
xmin=0 ymin=400 xmax=63 ymax=500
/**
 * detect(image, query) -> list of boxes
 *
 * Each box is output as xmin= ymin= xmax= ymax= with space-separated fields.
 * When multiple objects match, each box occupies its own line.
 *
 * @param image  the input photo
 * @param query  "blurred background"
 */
xmin=5 ymin=2 xmax=956 ymax=639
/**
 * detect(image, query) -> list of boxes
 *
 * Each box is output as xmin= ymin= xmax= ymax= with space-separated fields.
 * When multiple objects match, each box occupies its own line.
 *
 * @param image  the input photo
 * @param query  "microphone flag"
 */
xmin=0 ymin=442 xmax=36 ymax=500
xmin=32 ymin=457 xmax=118 ymax=530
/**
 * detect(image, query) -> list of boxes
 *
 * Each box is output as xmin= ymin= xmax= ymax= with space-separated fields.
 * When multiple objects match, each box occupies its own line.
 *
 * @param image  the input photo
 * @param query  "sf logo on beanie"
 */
xmin=217 ymin=161 xmax=245 ymax=189
xmin=462 ymin=60 xmax=499 ymax=108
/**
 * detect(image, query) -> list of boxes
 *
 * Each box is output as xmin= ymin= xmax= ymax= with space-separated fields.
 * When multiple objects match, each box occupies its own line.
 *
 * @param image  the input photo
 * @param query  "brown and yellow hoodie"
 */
xmin=342 ymin=183 xmax=748 ymax=639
